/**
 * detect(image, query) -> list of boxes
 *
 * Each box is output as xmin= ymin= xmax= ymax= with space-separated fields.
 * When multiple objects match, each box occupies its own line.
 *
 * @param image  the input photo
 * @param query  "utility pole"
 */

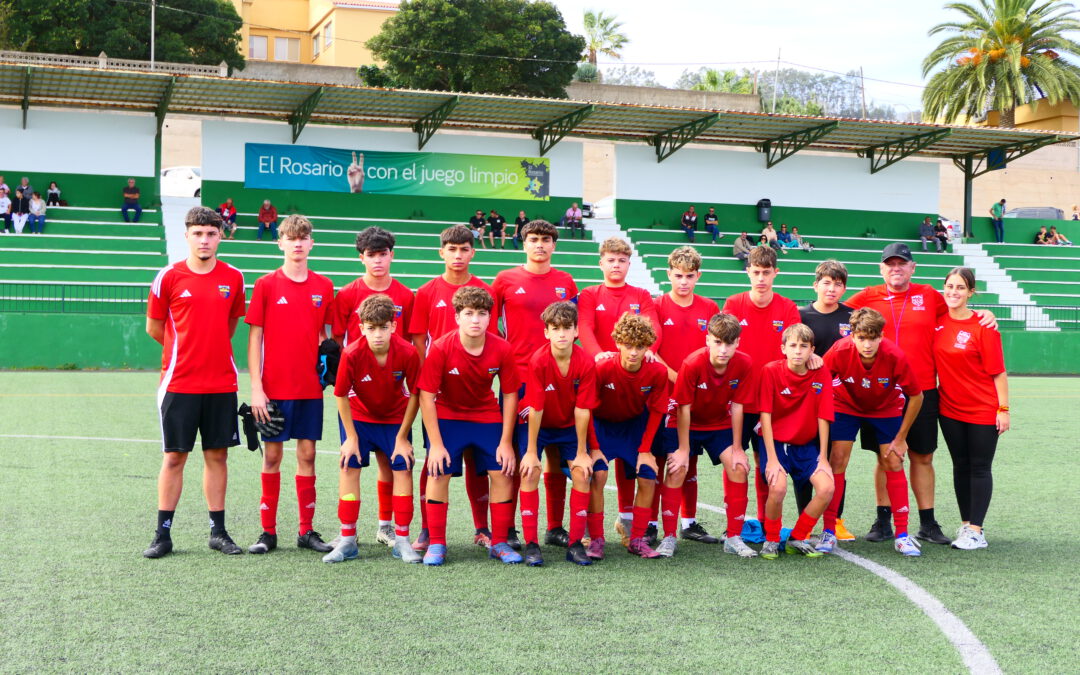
xmin=860 ymin=66 xmax=867 ymax=119
xmin=770 ymin=49 xmax=780 ymax=114
xmin=150 ymin=0 xmax=156 ymax=70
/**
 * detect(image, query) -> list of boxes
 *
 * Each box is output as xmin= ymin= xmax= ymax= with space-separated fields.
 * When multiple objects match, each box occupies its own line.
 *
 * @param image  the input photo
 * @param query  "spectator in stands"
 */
xmin=791 ymin=225 xmax=813 ymax=252
xmin=777 ymin=222 xmax=800 ymax=251
xmin=761 ymin=220 xmax=785 ymax=254
xmin=18 ymin=177 xmax=33 ymax=203
xmin=681 ymin=205 xmax=698 ymax=242
xmin=511 ymin=210 xmax=528 ymax=249
xmin=1049 ymin=225 xmax=1073 ymax=246
xmin=757 ymin=234 xmax=771 ymax=248
xmin=733 ymin=231 xmax=752 ymax=268
xmin=46 ymin=182 xmax=61 ymax=206
xmin=0 ymin=187 xmax=10 ymax=234
xmin=702 ymin=206 xmax=723 ymax=243
xmin=218 ymin=198 xmax=238 ymax=240
xmin=27 ymin=192 xmax=46 ymax=234
xmin=919 ymin=216 xmax=940 ymax=252
xmin=1033 ymin=226 xmax=1050 ymax=244
xmin=10 ymin=187 xmax=30 ymax=234
xmin=934 ymin=219 xmax=950 ymax=251
xmin=122 ymin=178 xmax=142 ymax=223
xmin=563 ymin=202 xmax=584 ymax=239
xmin=0 ymin=175 xmax=7 ymax=194
xmin=487 ymin=208 xmax=506 ymax=249
xmin=989 ymin=198 xmax=1006 ymax=243
xmin=468 ymin=209 xmax=487 ymax=248
xmin=1071 ymin=204 xmax=1078 ymax=221
xmin=257 ymin=199 xmax=278 ymax=241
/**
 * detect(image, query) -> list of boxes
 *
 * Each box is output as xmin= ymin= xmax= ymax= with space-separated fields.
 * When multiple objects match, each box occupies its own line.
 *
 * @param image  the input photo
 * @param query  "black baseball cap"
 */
xmin=881 ymin=242 xmax=913 ymax=262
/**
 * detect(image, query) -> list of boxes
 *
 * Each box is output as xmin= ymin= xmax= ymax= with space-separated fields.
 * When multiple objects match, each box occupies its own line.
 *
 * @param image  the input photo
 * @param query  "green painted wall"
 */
xmin=0 ymin=170 xmax=155 ymax=210
xmin=968 ymin=215 xmax=1080 ymax=244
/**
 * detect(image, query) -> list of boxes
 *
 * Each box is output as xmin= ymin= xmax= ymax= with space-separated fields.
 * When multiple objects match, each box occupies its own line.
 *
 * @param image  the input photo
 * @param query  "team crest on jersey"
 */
xmin=640 ymin=386 xmax=653 ymax=393
xmin=392 ymin=370 xmax=404 ymax=381
xmin=554 ymin=287 xmax=567 ymax=299
xmin=697 ymin=318 xmax=708 ymax=332
xmin=911 ymin=294 xmax=925 ymax=310
xmin=877 ymin=377 xmax=890 ymax=388
xmin=839 ymin=323 xmax=852 ymax=337
xmin=218 ymin=285 xmax=231 ymax=298
xmin=393 ymin=304 xmax=403 ymax=318
xmin=811 ymin=382 xmax=823 ymax=394
xmin=311 ymin=294 xmax=323 ymax=307
xmin=861 ymin=377 xmax=871 ymax=389
xmin=629 ymin=303 xmax=641 ymax=314
xmin=729 ymin=378 xmax=740 ymax=389
xmin=954 ymin=330 xmax=972 ymax=349
xmin=772 ymin=320 xmax=785 ymax=332
xmin=572 ymin=378 xmax=580 ymax=390
xmin=487 ymin=367 xmax=500 ymax=375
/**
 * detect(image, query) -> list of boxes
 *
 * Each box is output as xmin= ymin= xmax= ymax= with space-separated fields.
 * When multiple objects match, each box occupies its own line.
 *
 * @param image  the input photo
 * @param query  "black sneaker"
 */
xmin=524 ymin=542 xmax=544 ymax=567
xmin=680 ymin=522 xmax=720 ymax=544
xmin=566 ymin=542 xmax=592 ymax=566
xmin=645 ymin=523 xmax=660 ymax=548
xmin=506 ymin=528 xmax=523 ymax=552
xmin=544 ymin=526 xmax=570 ymax=548
xmin=143 ymin=534 xmax=173 ymax=559
xmin=208 ymin=531 xmax=243 ymax=555
xmin=248 ymin=531 xmax=277 ymax=554
xmin=865 ymin=520 xmax=893 ymax=543
xmin=297 ymin=529 xmax=333 ymax=553
xmin=916 ymin=521 xmax=952 ymax=545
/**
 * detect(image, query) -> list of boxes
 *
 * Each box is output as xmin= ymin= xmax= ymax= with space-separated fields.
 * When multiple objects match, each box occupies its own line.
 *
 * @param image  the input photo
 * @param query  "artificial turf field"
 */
xmin=1 ymin=372 xmax=1077 ymax=673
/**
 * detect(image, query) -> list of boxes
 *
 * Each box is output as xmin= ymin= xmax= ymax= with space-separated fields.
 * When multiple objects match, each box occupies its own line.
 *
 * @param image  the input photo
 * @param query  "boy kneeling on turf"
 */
xmin=665 ymin=312 xmax=758 ymax=558
xmin=820 ymin=308 xmax=923 ymax=556
xmin=519 ymin=301 xmax=601 ymax=566
xmin=758 ymin=323 xmax=835 ymax=559
xmin=328 ymin=294 xmax=423 ymax=564
xmin=417 ymin=286 xmax=521 ymax=566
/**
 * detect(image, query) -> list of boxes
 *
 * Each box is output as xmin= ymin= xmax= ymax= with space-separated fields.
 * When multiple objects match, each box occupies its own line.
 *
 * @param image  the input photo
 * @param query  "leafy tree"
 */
xmin=676 ymin=67 xmax=755 ymax=93
xmin=2 ymin=0 xmax=244 ymax=71
xmin=574 ymin=62 xmax=600 ymax=83
xmin=922 ymin=0 xmax=1080 ymax=126
xmin=756 ymin=67 xmax=897 ymax=119
xmin=367 ymin=0 xmax=584 ymax=98
xmin=602 ymin=65 xmax=662 ymax=87
xmin=357 ymin=64 xmax=399 ymax=88
xmin=583 ymin=9 xmax=628 ymax=65
xmin=774 ymin=95 xmax=825 ymax=116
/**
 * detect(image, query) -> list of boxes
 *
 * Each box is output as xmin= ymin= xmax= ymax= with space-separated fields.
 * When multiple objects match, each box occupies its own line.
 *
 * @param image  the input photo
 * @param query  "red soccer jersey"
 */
xmin=824 ymin=337 xmax=921 ymax=418
xmin=668 ymin=348 xmax=755 ymax=430
xmin=246 ymin=268 xmax=334 ymax=400
xmin=656 ymin=293 xmax=720 ymax=369
xmin=522 ymin=344 xmax=600 ymax=428
xmin=332 ymin=277 xmax=415 ymax=345
xmin=417 ymin=331 xmax=522 ymax=424
xmin=592 ymin=357 xmax=669 ymax=423
xmin=577 ymin=283 xmax=662 ymax=357
xmin=408 ymin=275 xmax=499 ymax=350
xmin=721 ymin=291 xmax=801 ymax=413
xmin=933 ymin=314 xmax=1006 ymax=425
xmin=846 ymin=283 xmax=946 ymax=392
xmin=492 ymin=265 xmax=578 ymax=379
xmin=757 ymin=360 xmax=835 ymax=445
xmin=334 ymin=333 xmax=421 ymax=425
xmin=147 ymin=260 xmax=245 ymax=394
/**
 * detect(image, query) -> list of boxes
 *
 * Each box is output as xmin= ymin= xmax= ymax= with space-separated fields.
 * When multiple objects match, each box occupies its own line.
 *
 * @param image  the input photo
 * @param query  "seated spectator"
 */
xmin=703 ymin=206 xmax=723 ymax=244
xmin=218 ymin=198 xmax=238 ymax=240
xmin=1049 ymin=225 xmax=1073 ymax=246
xmin=46 ymin=182 xmax=62 ymax=206
xmin=10 ymin=188 xmax=30 ymax=234
xmin=0 ymin=175 xmax=8 ymax=194
xmin=919 ymin=216 xmax=940 ymax=252
xmin=257 ymin=199 xmax=278 ymax=241
xmin=27 ymin=192 xmax=46 ymax=234
xmin=790 ymin=225 xmax=813 ymax=252
xmin=761 ymin=221 xmax=785 ymax=254
xmin=933 ymin=219 xmax=949 ymax=251
xmin=777 ymin=223 xmax=800 ymax=249
xmin=18 ymin=177 xmax=33 ymax=203
xmin=0 ymin=187 xmax=11 ymax=234
xmin=733 ymin=231 xmax=752 ymax=268
xmin=1072 ymin=205 xmax=1079 ymax=221
xmin=1033 ymin=226 xmax=1051 ymax=245
xmin=563 ymin=202 xmax=584 ymax=239
xmin=681 ymin=205 xmax=698 ymax=243
xmin=487 ymin=209 xmax=506 ymax=249
xmin=122 ymin=178 xmax=142 ymax=223
xmin=511 ymin=210 xmax=528 ymax=249
xmin=468 ymin=209 xmax=487 ymax=249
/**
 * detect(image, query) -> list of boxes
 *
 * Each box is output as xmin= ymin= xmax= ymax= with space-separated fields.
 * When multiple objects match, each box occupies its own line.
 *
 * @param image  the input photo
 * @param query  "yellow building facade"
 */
xmin=230 ymin=0 xmax=398 ymax=67
xmin=982 ymin=98 xmax=1079 ymax=132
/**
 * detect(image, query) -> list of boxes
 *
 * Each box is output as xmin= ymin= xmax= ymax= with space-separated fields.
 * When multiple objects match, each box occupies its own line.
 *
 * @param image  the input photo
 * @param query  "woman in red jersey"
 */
xmin=933 ymin=267 xmax=1009 ymax=551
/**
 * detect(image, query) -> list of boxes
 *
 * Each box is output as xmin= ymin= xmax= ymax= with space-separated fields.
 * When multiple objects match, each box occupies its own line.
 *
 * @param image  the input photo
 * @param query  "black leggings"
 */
xmin=939 ymin=415 xmax=999 ymax=527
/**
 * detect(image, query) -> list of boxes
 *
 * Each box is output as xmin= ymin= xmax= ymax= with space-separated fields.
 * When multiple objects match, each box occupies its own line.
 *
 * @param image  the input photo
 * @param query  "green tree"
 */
xmin=3 ymin=0 xmax=244 ymax=71
xmin=574 ymin=62 xmax=600 ymax=83
xmin=367 ymin=0 xmax=584 ymax=98
xmin=922 ymin=0 xmax=1080 ymax=127
xmin=583 ymin=9 xmax=628 ymax=65
xmin=601 ymin=65 xmax=661 ymax=87
xmin=677 ymin=67 xmax=755 ymax=93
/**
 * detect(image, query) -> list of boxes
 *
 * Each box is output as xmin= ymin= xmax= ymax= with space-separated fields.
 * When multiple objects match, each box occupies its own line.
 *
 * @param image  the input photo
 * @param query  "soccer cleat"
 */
xmin=322 ymin=536 xmax=359 ymax=563
xmin=586 ymin=537 xmax=606 ymax=560
xmin=723 ymin=535 xmax=758 ymax=558
xmin=951 ymin=528 xmax=988 ymax=550
xmin=627 ymin=537 xmax=662 ymax=559
xmin=895 ymin=534 xmax=922 ymax=557
xmin=614 ymin=517 xmax=632 ymax=548
xmin=545 ymin=526 xmax=570 ymax=548
xmin=645 ymin=524 xmax=660 ymax=548
xmin=506 ymin=528 xmax=523 ymax=552
xmin=916 ymin=521 xmax=952 ymax=545
xmin=208 ymin=532 xmax=243 ymax=555
xmin=248 ymin=531 xmax=277 ymax=554
xmin=473 ymin=528 xmax=492 ymax=549
xmin=142 ymin=534 xmax=173 ymax=559
xmin=786 ymin=538 xmax=824 ymax=557
xmin=655 ymin=535 xmax=678 ymax=558
xmin=297 ymin=530 xmax=333 ymax=553
xmin=392 ymin=536 xmax=422 ymax=563
xmin=489 ymin=542 xmax=523 ymax=564
xmin=412 ymin=528 xmax=430 ymax=552
xmin=680 ymin=522 xmax=720 ymax=544
xmin=815 ymin=531 xmax=838 ymax=554
xmin=760 ymin=541 xmax=781 ymax=560
xmin=566 ymin=542 xmax=592 ymax=565
xmin=865 ymin=519 xmax=893 ymax=542
xmin=524 ymin=542 xmax=544 ymax=567
xmin=834 ymin=518 xmax=856 ymax=541
xmin=375 ymin=524 xmax=395 ymax=548
xmin=423 ymin=543 xmax=447 ymax=566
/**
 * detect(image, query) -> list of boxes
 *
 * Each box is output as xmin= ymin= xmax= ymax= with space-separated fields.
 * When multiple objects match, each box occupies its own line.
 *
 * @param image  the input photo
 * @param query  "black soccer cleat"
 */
xmin=544 ymin=526 xmax=570 ymax=548
xmin=916 ymin=521 xmax=952 ymax=545
xmin=680 ymin=522 xmax=720 ymax=544
xmin=566 ymin=542 xmax=592 ymax=566
xmin=248 ymin=531 xmax=277 ymax=554
xmin=645 ymin=523 xmax=660 ymax=548
xmin=524 ymin=542 xmax=544 ymax=567
xmin=297 ymin=530 xmax=333 ymax=553
xmin=143 ymin=534 xmax=173 ymax=559
xmin=506 ymin=528 xmax=523 ymax=552
xmin=208 ymin=532 xmax=243 ymax=555
xmin=865 ymin=520 xmax=894 ymax=543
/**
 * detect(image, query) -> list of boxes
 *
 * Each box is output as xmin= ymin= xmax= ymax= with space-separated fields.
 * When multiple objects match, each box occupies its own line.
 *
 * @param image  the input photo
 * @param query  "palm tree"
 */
xmin=691 ymin=68 xmax=756 ymax=94
xmin=922 ymin=0 xmax=1080 ymax=127
xmin=583 ymin=10 xmax=628 ymax=66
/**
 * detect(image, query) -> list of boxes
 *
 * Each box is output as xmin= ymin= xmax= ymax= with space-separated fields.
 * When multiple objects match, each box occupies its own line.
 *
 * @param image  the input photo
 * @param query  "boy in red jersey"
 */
xmin=492 ymin=219 xmax=578 ymax=550
xmin=655 ymin=246 xmax=721 ymax=545
xmin=325 ymin=295 xmax=423 ymax=564
xmin=246 ymin=215 xmax=335 ymax=555
xmin=591 ymin=314 xmax=670 ymax=558
xmin=757 ymin=323 xmax=835 ymax=560
xmin=143 ymin=207 xmax=246 ymax=558
xmin=819 ymin=308 xmax=923 ymax=557
xmin=332 ymin=226 xmax=415 ymax=548
xmin=409 ymin=225 xmax=499 ymax=550
xmin=417 ymin=286 xmax=522 ymax=566
xmin=660 ymin=313 xmax=756 ymax=557
xmin=518 ymin=302 xmax=600 ymax=566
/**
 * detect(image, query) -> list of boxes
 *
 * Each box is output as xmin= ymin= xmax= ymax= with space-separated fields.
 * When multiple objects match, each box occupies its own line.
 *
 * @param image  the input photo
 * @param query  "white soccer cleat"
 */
xmin=655 ymin=535 xmax=678 ymax=557
xmin=375 ymin=524 xmax=395 ymax=548
xmin=322 ymin=536 xmax=359 ymax=563
xmin=722 ymin=535 xmax=758 ymax=558
xmin=392 ymin=535 xmax=422 ymax=563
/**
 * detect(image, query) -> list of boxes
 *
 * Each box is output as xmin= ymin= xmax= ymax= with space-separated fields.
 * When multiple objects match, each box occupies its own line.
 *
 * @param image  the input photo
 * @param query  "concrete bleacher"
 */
xmin=983 ymin=242 xmax=1080 ymax=328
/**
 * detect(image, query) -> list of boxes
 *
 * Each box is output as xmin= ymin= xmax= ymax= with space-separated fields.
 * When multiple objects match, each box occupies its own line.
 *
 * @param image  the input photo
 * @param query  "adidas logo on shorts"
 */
xmin=361 ymin=375 xmax=372 ymax=382
xmin=277 ymin=296 xmax=288 ymax=305
xmin=435 ymin=299 xmax=447 ymax=308
xmin=448 ymin=367 xmax=460 ymax=375
xmin=664 ymin=318 xmax=675 ymax=326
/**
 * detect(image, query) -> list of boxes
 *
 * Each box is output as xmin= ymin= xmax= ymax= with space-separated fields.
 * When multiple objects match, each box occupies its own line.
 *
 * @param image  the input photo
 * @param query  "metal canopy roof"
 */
xmin=1 ymin=60 xmax=1076 ymax=170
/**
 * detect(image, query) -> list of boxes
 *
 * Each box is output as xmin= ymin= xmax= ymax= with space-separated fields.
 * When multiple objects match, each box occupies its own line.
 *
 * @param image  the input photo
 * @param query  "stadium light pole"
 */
xmin=150 ymin=0 xmax=156 ymax=71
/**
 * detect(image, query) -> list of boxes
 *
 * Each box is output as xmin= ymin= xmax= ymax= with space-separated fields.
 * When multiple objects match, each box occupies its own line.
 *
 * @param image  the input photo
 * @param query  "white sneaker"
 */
xmin=815 ymin=531 xmax=838 ymax=554
xmin=322 ymin=536 xmax=359 ymax=563
xmin=895 ymin=534 xmax=922 ymax=557
xmin=392 ymin=535 xmax=422 ymax=563
xmin=375 ymin=523 xmax=394 ymax=547
xmin=723 ymin=535 xmax=758 ymax=558
xmin=655 ymin=535 xmax=677 ymax=557
xmin=951 ymin=528 xmax=988 ymax=550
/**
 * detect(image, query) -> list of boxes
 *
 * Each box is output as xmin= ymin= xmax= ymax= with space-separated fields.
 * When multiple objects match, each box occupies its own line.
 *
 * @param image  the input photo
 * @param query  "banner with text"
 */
xmin=244 ymin=143 xmax=550 ymax=200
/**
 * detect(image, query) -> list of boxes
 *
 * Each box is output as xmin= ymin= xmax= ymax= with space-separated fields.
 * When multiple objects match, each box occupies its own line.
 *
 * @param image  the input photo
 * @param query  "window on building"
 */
xmin=274 ymin=37 xmax=300 ymax=62
xmin=249 ymin=35 xmax=268 ymax=60
xmin=325 ymin=22 xmax=333 ymax=47
xmin=313 ymin=33 xmax=321 ymax=56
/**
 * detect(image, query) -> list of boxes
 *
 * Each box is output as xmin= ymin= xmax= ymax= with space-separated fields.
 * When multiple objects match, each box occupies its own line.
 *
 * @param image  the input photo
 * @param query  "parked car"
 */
xmin=591 ymin=195 xmax=615 ymax=219
xmin=581 ymin=201 xmax=593 ymax=218
xmin=1004 ymin=206 xmax=1063 ymax=220
xmin=161 ymin=165 xmax=202 ymax=198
